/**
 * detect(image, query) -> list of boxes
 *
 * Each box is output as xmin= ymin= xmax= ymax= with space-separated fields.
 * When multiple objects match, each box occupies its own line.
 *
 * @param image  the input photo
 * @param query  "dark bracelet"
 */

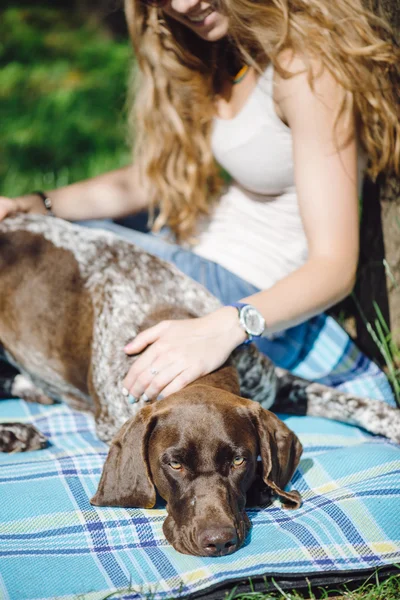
xmin=32 ymin=190 xmax=54 ymax=216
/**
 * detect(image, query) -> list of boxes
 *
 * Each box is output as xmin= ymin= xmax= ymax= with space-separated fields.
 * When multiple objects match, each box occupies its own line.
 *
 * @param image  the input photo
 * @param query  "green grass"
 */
xmin=367 ymin=301 xmax=400 ymax=405
xmin=227 ymin=570 xmax=400 ymax=599
xmin=351 ymin=274 xmax=400 ymax=408
xmin=0 ymin=6 xmax=132 ymax=197
xmin=2 ymin=6 xmax=399 ymax=600
xmin=71 ymin=569 xmax=400 ymax=599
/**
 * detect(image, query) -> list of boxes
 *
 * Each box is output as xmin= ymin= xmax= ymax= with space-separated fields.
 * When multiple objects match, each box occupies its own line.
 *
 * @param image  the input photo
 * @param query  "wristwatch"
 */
xmin=229 ymin=302 xmax=266 ymax=344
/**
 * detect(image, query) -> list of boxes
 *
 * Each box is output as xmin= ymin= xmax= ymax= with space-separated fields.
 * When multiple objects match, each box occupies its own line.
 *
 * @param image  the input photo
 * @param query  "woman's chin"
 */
xmin=200 ymin=22 xmax=229 ymax=41
xmin=195 ymin=15 xmax=229 ymax=41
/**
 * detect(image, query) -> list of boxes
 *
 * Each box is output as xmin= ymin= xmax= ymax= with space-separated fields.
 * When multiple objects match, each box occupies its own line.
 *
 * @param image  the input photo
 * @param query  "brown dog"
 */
xmin=91 ymin=366 xmax=302 ymax=557
xmin=1 ymin=215 xmax=399 ymax=557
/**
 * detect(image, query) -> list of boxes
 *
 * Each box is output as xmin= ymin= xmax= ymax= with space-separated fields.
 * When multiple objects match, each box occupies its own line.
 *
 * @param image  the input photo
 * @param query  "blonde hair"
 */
xmin=124 ymin=0 xmax=400 ymax=242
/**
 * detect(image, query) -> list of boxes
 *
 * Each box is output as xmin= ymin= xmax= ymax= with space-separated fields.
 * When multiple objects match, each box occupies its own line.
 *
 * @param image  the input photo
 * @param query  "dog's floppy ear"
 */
xmin=91 ymin=405 xmax=156 ymax=509
xmin=251 ymin=405 xmax=303 ymax=509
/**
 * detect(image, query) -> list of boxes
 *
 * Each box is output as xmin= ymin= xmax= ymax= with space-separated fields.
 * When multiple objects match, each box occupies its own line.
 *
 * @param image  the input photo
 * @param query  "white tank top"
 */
xmin=192 ymin=64 xmax=363 ymax=290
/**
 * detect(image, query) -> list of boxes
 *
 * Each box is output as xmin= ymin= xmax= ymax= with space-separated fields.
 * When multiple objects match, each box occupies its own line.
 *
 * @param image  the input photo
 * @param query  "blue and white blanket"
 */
xmin=1 ymin=397 xmax=399 ymax=600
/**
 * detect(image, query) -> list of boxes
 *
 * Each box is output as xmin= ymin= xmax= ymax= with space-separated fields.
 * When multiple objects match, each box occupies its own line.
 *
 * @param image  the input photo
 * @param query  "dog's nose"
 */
xmin=198 ymin=526 xmax=238 ymax=556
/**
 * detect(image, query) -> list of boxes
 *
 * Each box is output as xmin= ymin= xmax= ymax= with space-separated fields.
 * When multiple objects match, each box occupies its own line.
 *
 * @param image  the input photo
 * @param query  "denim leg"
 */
xmin=79 ymin=220 xmax=181 ymax=263
xmin=79 ymin=220 xmax=395 ymax=404
xmin=79 ymin=220 xmax=259 ymax=303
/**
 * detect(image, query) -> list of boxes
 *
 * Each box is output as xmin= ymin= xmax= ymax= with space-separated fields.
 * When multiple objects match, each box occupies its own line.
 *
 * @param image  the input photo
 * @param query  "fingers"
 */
xmin=124 ymin=358 xmax=198 ymax=403
xmin=157 ymin=369 xmax=199 ymax=399
xmin=121 ymin=315 xmax=233 ymax=403
xmin=137 ymin=361 xmax=187 ymax=401
xmin=0 ymin=197 xmax=18 ymax=221
xmin=123 ymin=321 xmax=182 ymax=400
xmin=0 ymin=195 xmax=48 ymax=221
xmin=122 ymin=327 xmax=203 ymax=401
xmin=123 ymin=341 xmax=162 ymax=393
xmin=0 ymin=197 xmax=33 ymax=221
xmin=124 ymin=321 xmax=170 ymax=355
xmin=123 ymin=338 xmax=187 ymax=399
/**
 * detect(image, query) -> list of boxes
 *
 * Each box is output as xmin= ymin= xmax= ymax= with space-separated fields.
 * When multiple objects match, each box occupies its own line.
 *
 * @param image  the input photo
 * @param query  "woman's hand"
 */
xmin=0 ymin=194 xmax=47 ymax=221
xmin=123 ymin=307 xmax=247 ymax=401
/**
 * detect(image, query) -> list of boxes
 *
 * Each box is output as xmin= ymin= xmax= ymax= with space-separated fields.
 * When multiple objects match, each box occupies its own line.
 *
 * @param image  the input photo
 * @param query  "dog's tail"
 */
xmin=233 ymin=344 xmax=400 ymax=444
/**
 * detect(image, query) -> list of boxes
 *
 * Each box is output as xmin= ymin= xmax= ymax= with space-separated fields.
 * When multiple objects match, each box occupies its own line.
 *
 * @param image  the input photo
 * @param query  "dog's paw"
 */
xmin=0 ymin=422 xmax=48 ymax=452
xmin=11 ymin=374 xmax=55 ymax=405
xmin=385 ymin=408 xmax=400 ymax=444
xmin=356 ymin=403 xmax=400 ymax=444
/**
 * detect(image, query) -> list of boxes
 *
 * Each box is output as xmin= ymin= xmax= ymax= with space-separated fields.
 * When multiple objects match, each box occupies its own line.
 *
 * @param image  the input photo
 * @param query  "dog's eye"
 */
xmin=169 ymin=460 xmax=182 ymax=470
xmin=232 ymin=456 xmax=245 ymax=468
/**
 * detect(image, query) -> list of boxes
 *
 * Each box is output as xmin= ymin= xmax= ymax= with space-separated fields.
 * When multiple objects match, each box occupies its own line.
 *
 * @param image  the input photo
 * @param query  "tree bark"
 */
xmin=331 ymin=0 xmax=399 ymax=360
xmin=379 ymin=0 xmax=400 ymax=346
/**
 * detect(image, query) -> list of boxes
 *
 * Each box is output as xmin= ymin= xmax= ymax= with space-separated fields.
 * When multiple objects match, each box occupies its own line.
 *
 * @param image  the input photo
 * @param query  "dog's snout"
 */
xmin=197 ymin=525 xmax=238 ymax=556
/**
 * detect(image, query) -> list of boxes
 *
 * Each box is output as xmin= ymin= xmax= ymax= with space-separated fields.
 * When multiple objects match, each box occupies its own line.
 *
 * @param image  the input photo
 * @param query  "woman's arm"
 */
xmin=0 ymin=164 xmax=149 ymax=221
xmin=123 ymin=56 xmax=361 ymax=400
xmin=241 ymin=52 xmax=360 ymax=333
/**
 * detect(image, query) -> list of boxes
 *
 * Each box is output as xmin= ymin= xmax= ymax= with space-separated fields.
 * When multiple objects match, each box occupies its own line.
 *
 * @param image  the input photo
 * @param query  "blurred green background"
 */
xmin=0 ymin=2 xmax=132 ymax=197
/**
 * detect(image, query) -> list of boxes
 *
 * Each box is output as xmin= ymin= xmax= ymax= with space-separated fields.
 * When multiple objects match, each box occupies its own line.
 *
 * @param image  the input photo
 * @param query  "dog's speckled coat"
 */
xmin=0 ymin=214 xmax=399 ymax=450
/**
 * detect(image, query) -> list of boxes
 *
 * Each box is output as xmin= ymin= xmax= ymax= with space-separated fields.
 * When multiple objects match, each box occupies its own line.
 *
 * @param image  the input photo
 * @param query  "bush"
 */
xmin=0 ymin=7 xmax=132 ymax=196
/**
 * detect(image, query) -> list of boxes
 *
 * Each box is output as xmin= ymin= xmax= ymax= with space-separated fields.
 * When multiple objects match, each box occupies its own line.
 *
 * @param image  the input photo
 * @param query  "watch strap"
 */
xmin=229 ymin=303 xmax=254 ymax=345
xmin=32 ymin=190 xmax=54 ymax=216
xmin=229 ymin=302 xmax=248 ymax=311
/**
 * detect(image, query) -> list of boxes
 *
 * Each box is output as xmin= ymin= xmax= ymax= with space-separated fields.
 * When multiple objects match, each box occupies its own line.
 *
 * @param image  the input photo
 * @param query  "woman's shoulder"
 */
xmin=273 ymin=50 xmax=344 ymax=95
xmin=273 ymin=50 xmax=347 ymax=127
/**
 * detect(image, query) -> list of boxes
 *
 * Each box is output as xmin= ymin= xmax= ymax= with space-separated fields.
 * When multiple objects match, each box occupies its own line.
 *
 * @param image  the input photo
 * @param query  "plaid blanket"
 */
xmin=1 ymin=398 xmax=399 ymax=600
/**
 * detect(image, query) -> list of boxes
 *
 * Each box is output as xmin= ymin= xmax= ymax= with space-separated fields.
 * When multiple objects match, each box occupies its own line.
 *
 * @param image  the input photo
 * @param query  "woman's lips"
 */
xmin=186 ymin=9 xmax=216 ymax=27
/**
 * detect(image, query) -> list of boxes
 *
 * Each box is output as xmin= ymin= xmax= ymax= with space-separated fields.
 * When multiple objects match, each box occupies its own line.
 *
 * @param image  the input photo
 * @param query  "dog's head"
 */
xmin=91 ymin=370 xmax=302 ymax=556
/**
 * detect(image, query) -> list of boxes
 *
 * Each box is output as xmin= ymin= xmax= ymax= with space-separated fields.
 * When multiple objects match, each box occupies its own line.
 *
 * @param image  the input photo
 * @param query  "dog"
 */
xmin=0 ymin=214 xmax=399 ymax=556
xmin=91 ymin=366 xmax=303 ymax=556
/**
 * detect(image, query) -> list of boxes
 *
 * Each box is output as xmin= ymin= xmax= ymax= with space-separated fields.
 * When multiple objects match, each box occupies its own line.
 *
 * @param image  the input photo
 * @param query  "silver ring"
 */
xmin=150 ymin=368 xmax=159 ymax=377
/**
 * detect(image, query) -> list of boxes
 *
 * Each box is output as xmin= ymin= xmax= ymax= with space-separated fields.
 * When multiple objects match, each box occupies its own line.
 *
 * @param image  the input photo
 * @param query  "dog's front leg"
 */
xmin=87 ymin=326 xmax=145 ymax=445
xmin=88 ymin=384 xmax=143 ymax=445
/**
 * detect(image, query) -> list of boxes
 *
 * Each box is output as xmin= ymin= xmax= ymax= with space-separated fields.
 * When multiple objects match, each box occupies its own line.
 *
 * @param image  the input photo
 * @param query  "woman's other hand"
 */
xmin=0 ymin=194 xmax=47 ymax=221
xmin=123 ymin=307 xmax=247 ymax=401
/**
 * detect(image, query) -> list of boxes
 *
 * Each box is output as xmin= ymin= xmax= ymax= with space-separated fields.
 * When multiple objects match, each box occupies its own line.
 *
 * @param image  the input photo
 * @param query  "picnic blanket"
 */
xmin=1 ymin=397 xmax=399 ymax=600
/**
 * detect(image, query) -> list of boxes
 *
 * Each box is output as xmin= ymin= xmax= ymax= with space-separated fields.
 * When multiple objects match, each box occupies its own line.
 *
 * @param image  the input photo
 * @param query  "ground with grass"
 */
xmin=1 ymin=5 xmax=399 ymax=600
xmin=223 ymin=570 xmax=400 ymax=599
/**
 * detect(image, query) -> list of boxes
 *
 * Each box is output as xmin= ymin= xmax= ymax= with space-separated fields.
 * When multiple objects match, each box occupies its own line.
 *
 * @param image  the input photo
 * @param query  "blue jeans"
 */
xmin=82 ymin=219 xmax=259 ymax=303
xmin=80 ymin=219 xmax=395 ymax=405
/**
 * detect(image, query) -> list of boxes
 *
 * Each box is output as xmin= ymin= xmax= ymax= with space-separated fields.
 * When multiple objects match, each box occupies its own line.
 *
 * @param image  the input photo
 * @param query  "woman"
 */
xmin=1 ymin=0 xmax=399 ymax=404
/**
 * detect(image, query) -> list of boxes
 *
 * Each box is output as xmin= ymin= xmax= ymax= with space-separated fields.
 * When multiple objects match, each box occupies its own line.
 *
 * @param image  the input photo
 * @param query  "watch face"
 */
xmin=241 ymin=305 xmax=266 ymax=337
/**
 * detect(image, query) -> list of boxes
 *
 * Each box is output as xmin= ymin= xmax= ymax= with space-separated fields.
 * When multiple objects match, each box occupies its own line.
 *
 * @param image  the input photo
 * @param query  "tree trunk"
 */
xmin=379 ymin=0 xmax=400 ymax=346
xmin=333 ymin=0 xmax=400 ymax=362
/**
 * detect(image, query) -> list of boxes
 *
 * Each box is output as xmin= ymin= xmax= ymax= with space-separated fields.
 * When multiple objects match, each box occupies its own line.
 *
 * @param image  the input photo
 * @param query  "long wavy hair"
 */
xmin=124 ymin=0 xmax=399 ymax=242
